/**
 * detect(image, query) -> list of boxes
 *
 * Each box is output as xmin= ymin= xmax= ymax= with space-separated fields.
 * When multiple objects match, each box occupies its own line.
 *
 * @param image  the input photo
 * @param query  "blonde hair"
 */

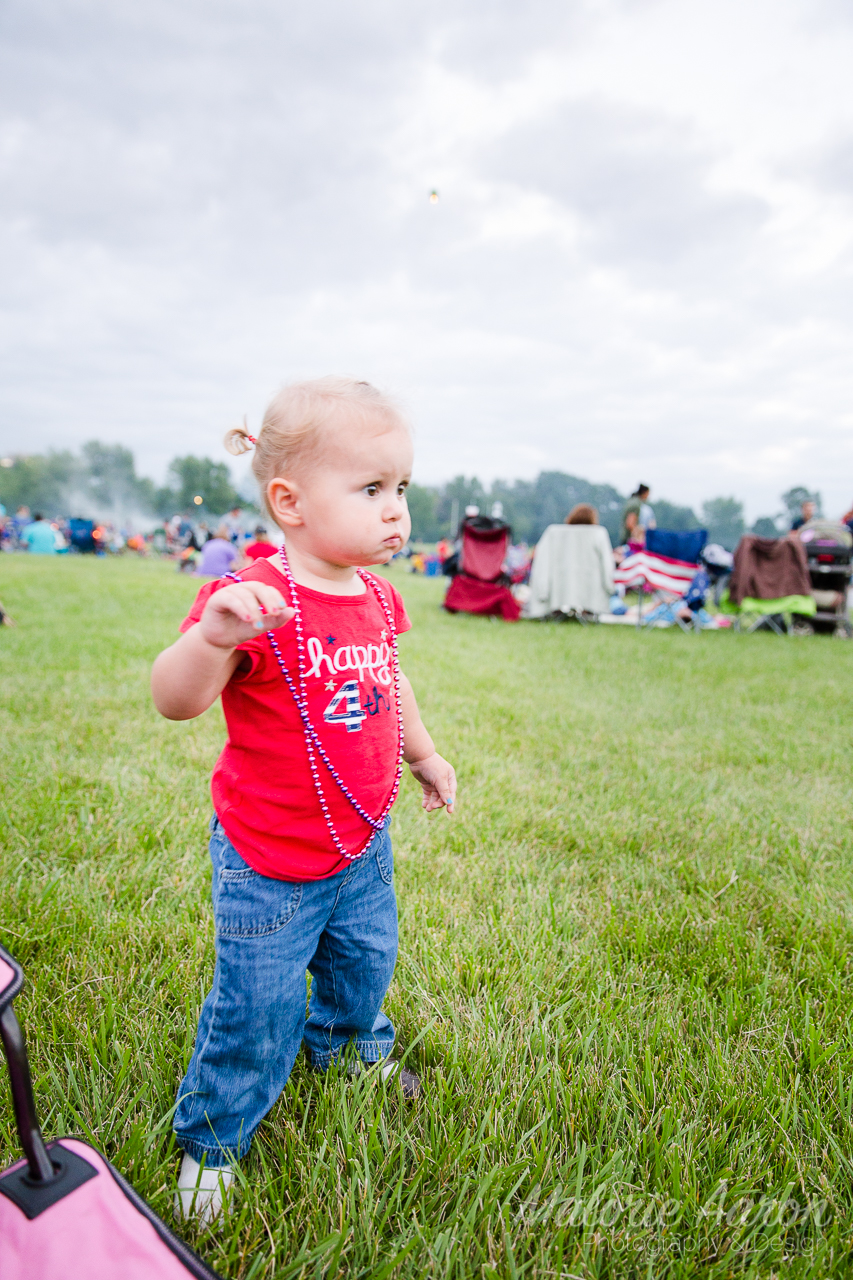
xmin=224 ymin=377 xmax=408 ymax=514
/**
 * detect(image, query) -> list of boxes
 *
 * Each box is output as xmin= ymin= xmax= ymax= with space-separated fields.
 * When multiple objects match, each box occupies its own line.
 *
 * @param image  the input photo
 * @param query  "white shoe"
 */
xmin=175 ymin=1152 xmax=235 ymax=1225
xmin=378 ymin=1059 xmax=421 ymax=1098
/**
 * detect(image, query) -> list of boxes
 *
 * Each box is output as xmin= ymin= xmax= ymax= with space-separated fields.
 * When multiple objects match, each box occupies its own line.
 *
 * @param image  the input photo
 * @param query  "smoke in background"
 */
xmin=0 ymin=441 xmax=251 ymax=528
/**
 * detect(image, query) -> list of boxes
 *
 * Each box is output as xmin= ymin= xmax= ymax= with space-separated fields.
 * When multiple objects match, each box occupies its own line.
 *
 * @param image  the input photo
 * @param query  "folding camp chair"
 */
xmin=443 ymin=515 xmax=521 ymax=621
xmin=68 ymin=519 xmax=97 ymax=554
xmin=724 ymin=598 xmax=817 ymax=636
xmin=724 ymin=534 xmax=817 ymax=636
xmin=0 ymin=944 xmax=223 ymax=1280
xmin=613 ymin=529 xmax=708 ymax=631
xmin=525 ymin=524 xmax=614 ymax=621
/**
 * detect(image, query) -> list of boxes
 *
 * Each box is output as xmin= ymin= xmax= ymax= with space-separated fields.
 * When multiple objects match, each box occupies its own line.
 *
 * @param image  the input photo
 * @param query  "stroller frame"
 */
xmin=798 ymin=529 xmax=853 ymax=638
xmin=0 ymin=944 xmax=222 ymax=1278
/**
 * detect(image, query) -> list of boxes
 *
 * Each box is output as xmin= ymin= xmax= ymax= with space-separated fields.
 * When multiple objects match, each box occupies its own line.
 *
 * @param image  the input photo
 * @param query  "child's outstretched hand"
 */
xmin=201 ymin=581 xmax=294 ymax=649
xmin=408 ymin=753 xmax=457 ymax=814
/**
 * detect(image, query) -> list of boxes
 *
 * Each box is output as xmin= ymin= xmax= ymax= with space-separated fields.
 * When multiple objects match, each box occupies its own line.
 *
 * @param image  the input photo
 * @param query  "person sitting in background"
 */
xmin=244 ymin=525 xmax=278 ymax=560
xmin=791 ymin=499 xmax=816 ymax=531
xmin=22 ymin=513 xmax=59 ymax=555
xmin=195 ymin=525 xmax=240 ymax=577
xmin=565 ymin=503 xmax=599 ymax=525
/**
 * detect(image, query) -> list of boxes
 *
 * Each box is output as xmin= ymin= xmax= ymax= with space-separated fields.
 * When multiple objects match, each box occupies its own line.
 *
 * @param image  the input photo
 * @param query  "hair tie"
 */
xmin=246 ymin=433 xmax=257 ymax=445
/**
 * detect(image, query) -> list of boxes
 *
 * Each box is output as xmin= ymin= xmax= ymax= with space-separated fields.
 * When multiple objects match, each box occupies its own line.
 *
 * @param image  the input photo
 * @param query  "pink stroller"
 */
xmin=0 ymin=944 xmax=222 ymax=1279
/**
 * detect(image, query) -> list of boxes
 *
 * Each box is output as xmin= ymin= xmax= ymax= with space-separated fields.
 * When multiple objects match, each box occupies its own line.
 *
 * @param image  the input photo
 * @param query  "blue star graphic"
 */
xmin=325 ymin=635 xmax=337 ymax=646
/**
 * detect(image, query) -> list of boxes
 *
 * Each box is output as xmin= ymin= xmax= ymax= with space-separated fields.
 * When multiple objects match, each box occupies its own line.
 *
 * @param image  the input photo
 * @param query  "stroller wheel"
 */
xmin=791 ymin=620 xmax=815 ymax=638
xmin=833 ymin=623 xmax=852 ymax=639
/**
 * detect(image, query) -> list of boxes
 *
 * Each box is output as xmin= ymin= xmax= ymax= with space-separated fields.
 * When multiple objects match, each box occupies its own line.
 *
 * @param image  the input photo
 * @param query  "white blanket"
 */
xmin=525 ymin=524 xmax=615 ymax=618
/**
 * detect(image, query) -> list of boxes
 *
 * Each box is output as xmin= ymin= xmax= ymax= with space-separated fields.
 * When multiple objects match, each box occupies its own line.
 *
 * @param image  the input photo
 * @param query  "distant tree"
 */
xmin=653 ymin=500 xmax=700 ymax=532
xmin=166 ymin=456 xmax=241 ymax=516
xmin=489 ymin=477 xmax=537 ymax=542
xmin=702 ymin=497 xmax=745 ymax=551
xmin=527 ymin=472 xmax=624 ymax=544
xmin=435 ymin=476 xmax=488 ymax=532
xmin=781 ymin=486 xmax=822 ymax=525
xmin=0 ymin=444 xmax=249 ymax=521
xmin=0 ymin=451 xmax=80 ymax=518
xmin=423 ymin=471 xmax=626 ymax=546
xmin=751 ymin=516 xmax=781 ymax=538
xmin=405 ymin=482 xmax=441 ymax=541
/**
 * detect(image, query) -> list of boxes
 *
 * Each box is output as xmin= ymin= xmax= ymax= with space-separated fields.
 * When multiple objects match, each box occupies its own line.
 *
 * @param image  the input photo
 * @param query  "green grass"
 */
xmin=2 ymin=555 xmax=853 ymax=1278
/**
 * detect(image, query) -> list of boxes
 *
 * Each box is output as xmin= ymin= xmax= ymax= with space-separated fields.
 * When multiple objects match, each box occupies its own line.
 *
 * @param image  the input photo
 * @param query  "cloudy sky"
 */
xmin=2 ymin=0 xmax=853 ymax=519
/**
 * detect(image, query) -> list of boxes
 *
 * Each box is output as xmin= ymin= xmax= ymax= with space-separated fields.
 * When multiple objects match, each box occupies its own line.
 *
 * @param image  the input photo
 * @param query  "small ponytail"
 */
xmin=224 ymin=417 xmax=257 ymax=456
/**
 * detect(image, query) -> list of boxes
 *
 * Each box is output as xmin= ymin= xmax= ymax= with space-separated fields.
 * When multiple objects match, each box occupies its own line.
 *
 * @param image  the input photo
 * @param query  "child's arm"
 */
xmin=151 ymin=581 xmax=293 ymax=721
xmin=399 ymin=672 xmax=456 ymax=813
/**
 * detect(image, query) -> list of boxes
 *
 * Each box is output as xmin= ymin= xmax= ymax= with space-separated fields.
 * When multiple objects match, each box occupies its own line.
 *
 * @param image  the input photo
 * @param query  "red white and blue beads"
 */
xmin=224 ymin=552 xmax=404 ymax=862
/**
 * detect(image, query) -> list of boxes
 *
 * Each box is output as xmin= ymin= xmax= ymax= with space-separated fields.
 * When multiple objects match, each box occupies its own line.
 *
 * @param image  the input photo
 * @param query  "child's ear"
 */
xmin=267 ymin=477 xmax=303 ymax=527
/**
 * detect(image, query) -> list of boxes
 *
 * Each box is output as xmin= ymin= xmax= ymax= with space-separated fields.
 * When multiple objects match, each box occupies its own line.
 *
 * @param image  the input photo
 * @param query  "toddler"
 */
xmin=151 ymin=378 xmax=456 ymax=1221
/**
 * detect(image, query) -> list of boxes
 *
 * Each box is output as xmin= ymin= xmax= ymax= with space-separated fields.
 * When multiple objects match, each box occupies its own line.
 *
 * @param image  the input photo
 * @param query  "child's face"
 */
xmin=268 ymin=415 xmax=413 ymax=567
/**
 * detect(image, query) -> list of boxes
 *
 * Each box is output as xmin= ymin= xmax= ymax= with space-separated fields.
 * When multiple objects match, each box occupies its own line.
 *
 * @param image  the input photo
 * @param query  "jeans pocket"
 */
xmin=211 ymin=834 xmax=303 ymax=939
xmin=374 ymin=835 xmax=394 ymax=886
xmin=215 ymin=872 xmax=303 ymax=939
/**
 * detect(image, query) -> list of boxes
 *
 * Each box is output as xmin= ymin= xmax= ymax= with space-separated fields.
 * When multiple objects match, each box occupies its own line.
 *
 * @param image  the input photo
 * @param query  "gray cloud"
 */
xmin=2 ymin=0 xmax=853 ymax=518
xmin=485 ymin=101 xmax=769 ymax=272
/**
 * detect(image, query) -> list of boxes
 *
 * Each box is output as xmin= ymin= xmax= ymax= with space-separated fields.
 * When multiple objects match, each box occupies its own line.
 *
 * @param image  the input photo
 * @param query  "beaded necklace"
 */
xmin=225 ymin=549 xmax=405 ymax=862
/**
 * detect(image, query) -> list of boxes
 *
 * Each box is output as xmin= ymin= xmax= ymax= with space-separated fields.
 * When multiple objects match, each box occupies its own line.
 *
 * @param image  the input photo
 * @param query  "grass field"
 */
xmin=2 ymin=555 xmax=853 ymax=1278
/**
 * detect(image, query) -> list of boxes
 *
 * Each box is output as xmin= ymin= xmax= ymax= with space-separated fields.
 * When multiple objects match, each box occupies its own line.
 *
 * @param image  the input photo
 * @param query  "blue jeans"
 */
xmin=174 ymin=816 xmax=398 ymax=1165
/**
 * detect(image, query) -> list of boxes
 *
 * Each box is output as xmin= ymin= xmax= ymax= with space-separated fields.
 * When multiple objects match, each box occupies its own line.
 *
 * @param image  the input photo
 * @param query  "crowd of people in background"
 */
xmin=403 ymin=483 xmax=853 ymax=631
xmin=4 ymin=485 xmax=853 ymax=591
xmin=0 ymin=499 xmax=287 ymax=575
xmin=400 ymin=481 xmax=853 ymax=583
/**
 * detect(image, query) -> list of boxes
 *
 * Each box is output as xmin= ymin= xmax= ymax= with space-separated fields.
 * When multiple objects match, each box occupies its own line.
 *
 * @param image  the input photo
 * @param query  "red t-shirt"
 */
xmin=244 ymin=540 xmax=278 ymax=560
xmin=180 ymin=556 xmax=411 ymax=881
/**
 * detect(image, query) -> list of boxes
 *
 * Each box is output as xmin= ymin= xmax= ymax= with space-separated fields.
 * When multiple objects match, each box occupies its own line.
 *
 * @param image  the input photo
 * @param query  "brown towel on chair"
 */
xmin=728 ymin=535 xmax=811 ymax=606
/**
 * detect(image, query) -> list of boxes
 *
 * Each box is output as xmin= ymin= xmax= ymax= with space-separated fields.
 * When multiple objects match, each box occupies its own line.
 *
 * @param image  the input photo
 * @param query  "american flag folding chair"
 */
xmin=613 ymin=529 xmax=708 ymax=631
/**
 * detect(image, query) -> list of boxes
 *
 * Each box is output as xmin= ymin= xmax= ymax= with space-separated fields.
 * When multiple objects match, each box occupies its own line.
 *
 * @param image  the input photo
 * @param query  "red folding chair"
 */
xmin=443 ymin=516 xmax=521 ymax=621
xmin=0 ymin=944 xmax=223 ymax=1279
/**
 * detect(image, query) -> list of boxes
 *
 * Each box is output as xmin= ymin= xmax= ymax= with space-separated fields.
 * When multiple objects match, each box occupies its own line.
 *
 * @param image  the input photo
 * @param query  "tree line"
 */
xmin=0 ymin=443 xmax=246 ymax=522
xmin=0 ymin=442 xmax=820 ymax=550
xmin=407 ymin=475 xmax=821 ymax=551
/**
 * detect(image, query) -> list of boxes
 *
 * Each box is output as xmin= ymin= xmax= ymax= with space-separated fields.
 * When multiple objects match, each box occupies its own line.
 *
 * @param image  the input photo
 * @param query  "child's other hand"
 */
xmin=200 ymin=582 xmax=294 ymax=650
xmin=408 ymin=753 xmax=456 ymax=814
